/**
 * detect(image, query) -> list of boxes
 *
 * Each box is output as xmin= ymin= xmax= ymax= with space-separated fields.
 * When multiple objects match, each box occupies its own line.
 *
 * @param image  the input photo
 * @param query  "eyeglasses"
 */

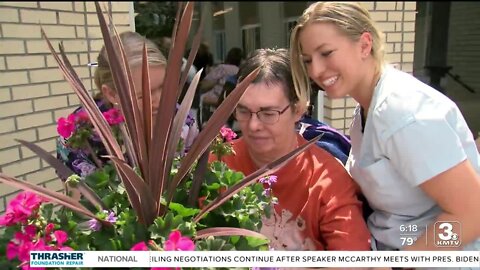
xmin=234 ymin=104 xmax=291 ymax=125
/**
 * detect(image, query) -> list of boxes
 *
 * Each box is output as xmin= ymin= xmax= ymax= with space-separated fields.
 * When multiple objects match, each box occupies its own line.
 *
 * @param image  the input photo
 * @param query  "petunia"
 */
xmin=102 ymin=108 xmax=125 ymax=125
xmin=220 ymin=126 xmax=237 ymax=142
xmin=53 ymin=230 xmax=68 ymax=246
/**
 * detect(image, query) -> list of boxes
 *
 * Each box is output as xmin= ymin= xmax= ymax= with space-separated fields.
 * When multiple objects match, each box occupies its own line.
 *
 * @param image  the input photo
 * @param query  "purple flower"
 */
xmin=72 ymin=159 xmax=97 ymax=177
xmin=87 ymin=219 xmax=101 ymax=231
xmin=105 ymin=211 xmax=117 ymax=223
xmin=258 ymin=175 xmax=277 ymax=186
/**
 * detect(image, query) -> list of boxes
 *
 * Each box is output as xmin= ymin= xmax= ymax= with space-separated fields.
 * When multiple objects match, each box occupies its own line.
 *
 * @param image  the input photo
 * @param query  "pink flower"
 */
xmin=102 ymin=108 xmax=124 ymax=125
xmin=75 ymin=110 xmax=89 ymax=123
xmin=53 ymin=230 xmax=68 ymax=246
xmin=6 ymin=241 xmax=18 ymax=260
xmin=130 ymin=241 xmax=149 ymax=251
xmin=220 ymin=126 xmax=237 ymax=142
xmin=0 ymin=192 xmax=45 ymax=226
xmin=45 ymin=223 xmax=55 ymax=235
xmin=57 ymin=114 xmax=76 ymax=138
xmin=164 ymin=230 xmax=195 ymax=251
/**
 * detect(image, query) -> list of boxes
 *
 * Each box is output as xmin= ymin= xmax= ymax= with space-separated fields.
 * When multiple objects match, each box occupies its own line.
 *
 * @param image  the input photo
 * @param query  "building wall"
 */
xmin=0 ymin=1 xmax=133 ymax=213
xmin=201 ymin=2 xmax=417 ymax=135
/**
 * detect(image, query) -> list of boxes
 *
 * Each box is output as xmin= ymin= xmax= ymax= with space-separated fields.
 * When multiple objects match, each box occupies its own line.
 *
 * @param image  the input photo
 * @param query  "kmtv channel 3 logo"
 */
xmin=434 ymin=221 xmax=461 ymax=247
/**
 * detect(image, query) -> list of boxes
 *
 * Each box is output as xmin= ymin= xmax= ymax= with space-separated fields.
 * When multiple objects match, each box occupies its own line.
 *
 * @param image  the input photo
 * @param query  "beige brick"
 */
xmin=346 ymin=97 xmax=358 ymax=107
xmin=34 ymin=95 xmax=69 ymax=111
xmin=90 ymin=39 xmax=105 ymax=52
xmin=44 ymin=178 xmax=64 ymax=192
xmin=404 ymin=22 xmax=415 ymax=32
xmin=50 ymin=81 xmax=73 ymax=95
xmin=26 ymin=40 xmax=52 ymax=54
xmin=24 ymin=167 xmax=58 ymax=185
xmin=0 ymin=88 xmax=11 ymax=102
xmin=0 ymin=148 xmax=20 ymax=165
xmin=2 ymin=157 xmax=40 ymax=177
xmin=376 ymin=2 xmax=396 ymax=10
xmin=76 ymin=26 xmax=86 ymax=38
xmin=0 ymin=129 xmax=36 ymax=149
xmin=39 ymin=2 xmax=73 ymax=11
xmin=402 ymin=63 xmax=413 ymax=73
xmin=359 ymin=2 xmax=374 ymax=10
xmin=30 ymin=68 xmax=64 ymax=83
xmin=405 ymin=2 xmax=416 ymax=10
xmin=59 ymin=12 xmax=85 ymax=25
xmin=403 ymin=53 xmax=414 ymax=62
xmin=74 ymin=2 xmax=85 ymax=12
xmin=404 ymin=11 xmax=416 ymax=21
xmin=403 ymin=42 xmax=414 ymax=53
xmin=21 ymin=138 xmax=57 ymax=158
xmin=0 ymin=7 xmax=19 ymax=22
xmin=0 ymin=40 xmax=26 ymax=54
xmin=87 ymin=13 xmax=100 ymax=26
xmin=86 ymin=26 xmax=103 ymax=38
xmin=386 ymin=33 xmax=402 ymax=42
xmin=385 ymin=53 xmax=401 ymax=63
xmin=387 ymin=11 xmax=403 ymax=21
xmin=403 ymin=32 xmax=415 ymax=42
xmin=46 ymin=53 xmax=79 ymax=68
xmin=111 ymin=2 xmax=131 ymax=12
xmin=75 ymin=66 xmax=91 ymax=79
xmin=115 ymin=25 xmax=134 ymax=33
xmin=0 ymin=71 xmax=28 ymax=87
xmin=61 ymin=40 xmax=89 ymax=52
xmin=331 ymin=119 xmax=346 ymax=130
xmin=324 ymin=97 xmax=345 ymax=108
xmin=396 ymin=2 xmax=404 ymax=10
xmin=20 ymin=9 xmax=57 ymax=24
xmin=68 ymin=94 xmax=80 ymax=106
xmin=86 ymin=1 xmax=110 ymax=12
xmin=0 ymin=56 xmax=4 ymax=70
xmin=0 ymin=2 xmax=37 ymax=8
xmin=16 ymin=112 xmax=53 ymax=129
xmin=11 ymin=84 xmax=50 ymax=100
xmin=395 ymin=22 xmax=402 ymax=31
xmin=41 ymin=25 xmax=77 ymax=39
xmin=0 ymin=118 xmax=15 ymax=134
xmin=385 ymin=43 xmax=394 ymax=53
xmin=370 ymin=11 xmax=387 ymax=22
xmin=346 ymin=107 xmax=356 ymax=117
xmin=377 ymin=22 xmax=395 ymax=32
xmin=394 ymin=43 xmax=402 ymax=53
xmin=7 ymin=55 xmax=45 ymax=70
xmin=112 ymin=13 xmax=131 ymax=25
xmin=324 ymin=108 xmax=346 ymax=119
xmin=2 ymin=24 xmax=41 ymax=38
xmin=54 ymin=108 xmax=76 ymax=120
xmin=37 ymin=124 xmax=57 ymax=140
xmin=0 ymin=184 xmax=23 ymax=201
xmin=80 ymin=53 xmax=96 ymax=66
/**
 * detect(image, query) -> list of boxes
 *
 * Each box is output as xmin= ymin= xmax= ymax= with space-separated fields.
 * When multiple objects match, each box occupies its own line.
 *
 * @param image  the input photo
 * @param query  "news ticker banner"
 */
xmin=30 ymin=250 xmax=480 ymax=268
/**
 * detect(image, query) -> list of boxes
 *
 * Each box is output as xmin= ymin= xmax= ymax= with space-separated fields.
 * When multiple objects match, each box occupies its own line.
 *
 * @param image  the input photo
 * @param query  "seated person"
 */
xmin=209 ymin=48 xmax=370 ymax=251
xmin=56 ymin=31 xmax=198 ymax=177
xmin=198 ymin=47 xmax=243 ymax=124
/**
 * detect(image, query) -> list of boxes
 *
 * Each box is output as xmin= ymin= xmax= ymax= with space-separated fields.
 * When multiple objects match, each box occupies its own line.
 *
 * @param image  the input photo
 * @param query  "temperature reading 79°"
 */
xmin=401 ymin=236 xmax=417 ymax=246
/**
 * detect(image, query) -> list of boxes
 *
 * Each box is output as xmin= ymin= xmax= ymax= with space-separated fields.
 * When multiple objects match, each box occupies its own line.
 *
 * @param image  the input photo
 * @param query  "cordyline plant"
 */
xmin=0 ymin=2 xmax=319 ymax=247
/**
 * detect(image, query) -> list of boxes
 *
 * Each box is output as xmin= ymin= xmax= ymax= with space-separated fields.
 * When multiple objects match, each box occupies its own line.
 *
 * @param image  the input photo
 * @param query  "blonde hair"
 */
xmin=93 ymin=31 xmax=167 ymax=92
xmin=290 ymin=2 xmax=385 ymax=104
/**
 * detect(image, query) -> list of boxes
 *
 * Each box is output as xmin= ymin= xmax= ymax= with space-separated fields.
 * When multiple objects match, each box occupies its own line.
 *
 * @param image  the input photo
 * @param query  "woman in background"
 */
xmin=290 ymin=1 xmax=480 ymax=252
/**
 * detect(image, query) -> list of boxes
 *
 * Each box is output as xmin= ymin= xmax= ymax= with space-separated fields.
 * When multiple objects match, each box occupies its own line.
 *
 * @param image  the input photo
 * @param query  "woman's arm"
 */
xmin=404 ymin=159 xmax=480 ymax=250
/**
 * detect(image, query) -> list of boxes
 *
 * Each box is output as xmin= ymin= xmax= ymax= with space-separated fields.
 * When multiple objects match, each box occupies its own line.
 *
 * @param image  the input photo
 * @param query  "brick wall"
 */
xmin=323 ymin=1 xmax=417 ymax=135
xmin=0 ymin=1 xmax=133 ymax=213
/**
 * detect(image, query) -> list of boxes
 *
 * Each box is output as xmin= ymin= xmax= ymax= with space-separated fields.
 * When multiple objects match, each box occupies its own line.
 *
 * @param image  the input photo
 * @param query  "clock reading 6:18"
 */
xmin=399 ymin=224 xmax=418 ymax=233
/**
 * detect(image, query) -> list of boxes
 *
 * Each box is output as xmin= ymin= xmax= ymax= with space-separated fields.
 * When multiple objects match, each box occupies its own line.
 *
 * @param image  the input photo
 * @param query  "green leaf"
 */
xmin=169 ymin=202 xmax=200 ymax=218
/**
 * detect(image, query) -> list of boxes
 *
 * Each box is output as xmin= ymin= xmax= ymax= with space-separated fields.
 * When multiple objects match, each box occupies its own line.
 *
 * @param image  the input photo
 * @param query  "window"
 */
xmin=241 ymin=24 xmax=261 ymax=57
xmin=285 ymin=17 xmax=298 ymax=48
xmin=214 ymin=30 xmax=226 ymax=63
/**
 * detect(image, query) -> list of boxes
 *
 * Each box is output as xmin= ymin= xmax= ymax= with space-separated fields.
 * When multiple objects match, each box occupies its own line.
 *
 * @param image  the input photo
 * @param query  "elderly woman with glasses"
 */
xmin=213 ymin=49 xmax=371 ymax=251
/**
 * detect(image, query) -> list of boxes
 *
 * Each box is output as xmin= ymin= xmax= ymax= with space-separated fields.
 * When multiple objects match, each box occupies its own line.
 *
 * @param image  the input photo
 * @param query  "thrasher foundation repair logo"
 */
xmin=434 ymin=221 xmax=462 ymax=248
xmin=30 ymin=251 xmax=84 ymax=267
